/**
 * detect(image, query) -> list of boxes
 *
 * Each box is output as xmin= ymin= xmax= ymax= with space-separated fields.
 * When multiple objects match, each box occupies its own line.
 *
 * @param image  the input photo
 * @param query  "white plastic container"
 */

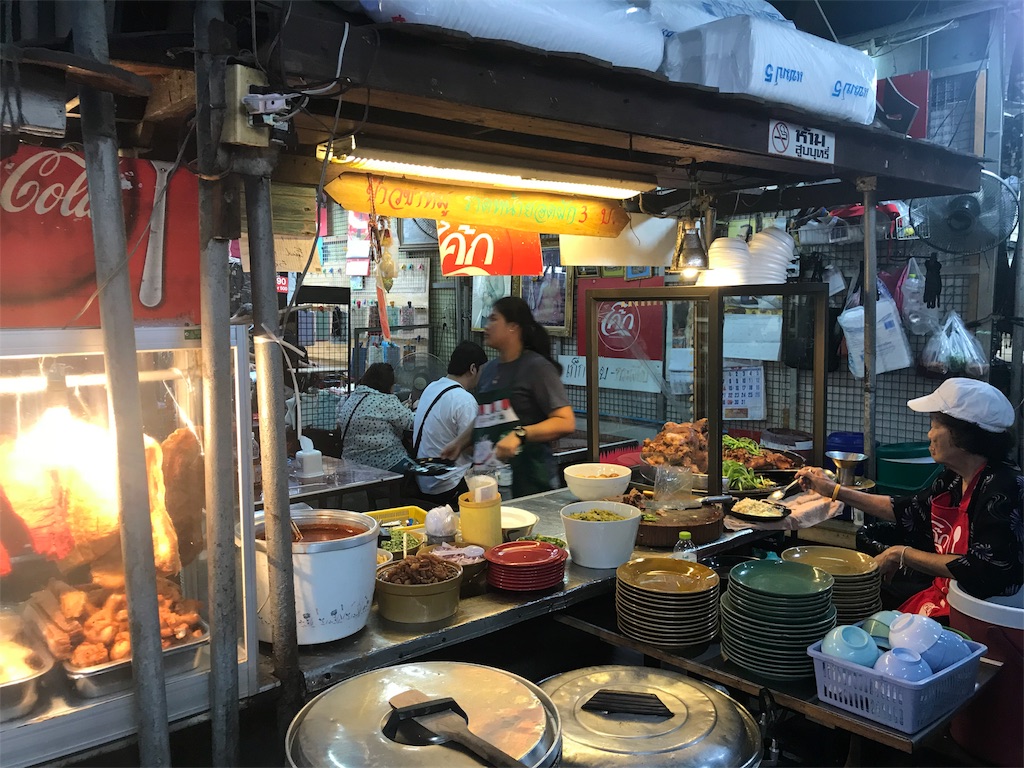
xmin=252 ymin=509 xmax=379 ymax=645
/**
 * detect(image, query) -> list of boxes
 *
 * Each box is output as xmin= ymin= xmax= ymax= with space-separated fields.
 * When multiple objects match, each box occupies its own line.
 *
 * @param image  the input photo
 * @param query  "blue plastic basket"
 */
xmin=807 ymin=637 xmax=986 ymax=733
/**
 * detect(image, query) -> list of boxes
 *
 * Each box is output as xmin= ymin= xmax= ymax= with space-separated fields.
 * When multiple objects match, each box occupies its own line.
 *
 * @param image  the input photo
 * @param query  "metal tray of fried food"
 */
xmin=61 ymin=619 xmax=209 ymax=699
xmin=0 ymin=607 xmax=54 ymax=722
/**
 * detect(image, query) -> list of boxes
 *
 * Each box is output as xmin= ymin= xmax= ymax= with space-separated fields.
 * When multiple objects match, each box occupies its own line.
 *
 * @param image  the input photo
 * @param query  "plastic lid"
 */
xmin=678 ymin=531 xmax=692 ymax=541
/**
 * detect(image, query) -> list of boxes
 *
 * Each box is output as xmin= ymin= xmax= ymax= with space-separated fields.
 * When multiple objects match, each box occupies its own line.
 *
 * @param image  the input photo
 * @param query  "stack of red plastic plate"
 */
xmin=485 ymin=540 xmax=568 ymax=592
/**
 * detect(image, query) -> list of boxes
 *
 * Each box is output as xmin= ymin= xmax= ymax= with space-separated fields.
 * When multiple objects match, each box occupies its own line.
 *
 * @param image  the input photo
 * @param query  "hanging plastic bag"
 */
xmin=897 ymin=257 xmax=940 ymax=335
xmin=918 ymin=311 xmax=989 ymax=379
xmin=837 ymin=277 xmax=913 ymax=378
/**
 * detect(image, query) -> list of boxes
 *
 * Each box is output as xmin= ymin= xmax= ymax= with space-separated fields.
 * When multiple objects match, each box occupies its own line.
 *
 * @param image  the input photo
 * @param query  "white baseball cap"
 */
xmin=907 ymin=378 xmax=1016 ymax=433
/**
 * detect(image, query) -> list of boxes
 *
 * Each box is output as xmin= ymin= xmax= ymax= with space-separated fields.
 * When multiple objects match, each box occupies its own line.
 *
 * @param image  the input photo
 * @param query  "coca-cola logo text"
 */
xmin=598 ymin=301 xmax=642 ymax=352
xmin=1 ymin=150 xmax=93 ymax=220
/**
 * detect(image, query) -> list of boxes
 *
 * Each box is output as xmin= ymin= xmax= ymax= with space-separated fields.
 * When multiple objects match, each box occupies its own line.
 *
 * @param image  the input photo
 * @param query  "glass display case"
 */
xmin=580 ymin=283 xmax=829 ymax=494
xmin=0 ymin=326 xmax=258 ymax=767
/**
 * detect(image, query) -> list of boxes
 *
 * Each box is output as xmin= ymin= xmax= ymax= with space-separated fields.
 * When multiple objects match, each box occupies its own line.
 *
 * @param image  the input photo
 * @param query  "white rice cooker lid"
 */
xmin=540 ymin=665 xmax=761 ymax=768
xmin=286 ymin=661 xmax=560 ymax=767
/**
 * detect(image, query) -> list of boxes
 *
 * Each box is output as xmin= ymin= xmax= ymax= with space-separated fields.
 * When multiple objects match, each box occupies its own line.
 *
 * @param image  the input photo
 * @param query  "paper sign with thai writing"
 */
xmin=0 ymin=145 xmax=200 ymax=328
xmin=325 ymin=173 xmax=629 ymax=237
xmin=767 ymin=119 xmax=836 ymax=165
xmin=557 ymin=355 xmax=662 ymax=393
xmin=438 ymin=220 xmax=542 ymax=276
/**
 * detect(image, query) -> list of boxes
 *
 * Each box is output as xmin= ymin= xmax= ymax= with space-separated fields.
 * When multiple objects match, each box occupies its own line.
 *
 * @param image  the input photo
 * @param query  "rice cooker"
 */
xmin=540 ymin=665 xmax=762 ymax=767
xmin=285 ymin=662 xmax=561 ymax=767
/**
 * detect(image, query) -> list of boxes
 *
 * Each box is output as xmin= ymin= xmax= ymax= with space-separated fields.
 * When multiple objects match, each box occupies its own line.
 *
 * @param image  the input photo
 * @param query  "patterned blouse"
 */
xmin=335 ymin=385 xmax=414 ymax=471
xmin=893 ymin=461 xmax=1024 ymax=599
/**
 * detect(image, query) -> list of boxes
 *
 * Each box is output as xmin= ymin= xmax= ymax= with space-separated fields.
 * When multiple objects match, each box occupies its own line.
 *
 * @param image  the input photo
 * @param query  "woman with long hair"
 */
xmin=448 ymin=296 xmax=575 ymax=496
xmin=797 ymin=378 xmax=1022 ymax=618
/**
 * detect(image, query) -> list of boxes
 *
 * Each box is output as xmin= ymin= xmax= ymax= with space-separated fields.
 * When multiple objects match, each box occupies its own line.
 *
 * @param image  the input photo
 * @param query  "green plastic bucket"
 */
xmin=877 ymin=443 xmax=939 ymax=494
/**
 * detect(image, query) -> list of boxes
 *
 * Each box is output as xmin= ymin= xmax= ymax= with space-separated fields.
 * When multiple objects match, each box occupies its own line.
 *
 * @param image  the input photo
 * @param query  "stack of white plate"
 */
xmin=746 ymin=227 xmax=794 ymax=285
xmin=614 ymin=557 xmax=720 ymax=647
xmin=720 ymin=560 xmax=836 ymax=680
xmin=782 ymin=546 xmax=883 ymax=624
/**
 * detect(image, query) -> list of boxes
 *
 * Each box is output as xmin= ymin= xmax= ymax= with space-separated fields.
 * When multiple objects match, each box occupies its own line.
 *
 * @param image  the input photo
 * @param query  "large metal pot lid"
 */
xmin=539 ymin=665 xmax=760 ymax=768
xmin=287 ymin=661 xmax=560 ymax=768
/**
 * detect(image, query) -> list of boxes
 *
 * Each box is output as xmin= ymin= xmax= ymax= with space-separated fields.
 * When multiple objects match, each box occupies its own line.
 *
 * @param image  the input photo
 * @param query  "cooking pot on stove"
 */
xmin=285 ymin=661 xmax=561 ymax=767
xmin=540 ymin=665 xmax=761 ymax=767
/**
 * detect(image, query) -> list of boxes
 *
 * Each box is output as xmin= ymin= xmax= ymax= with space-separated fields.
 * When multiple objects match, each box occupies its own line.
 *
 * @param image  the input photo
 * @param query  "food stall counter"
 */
xmin=289 ymin=488 xmax=774 ymax=693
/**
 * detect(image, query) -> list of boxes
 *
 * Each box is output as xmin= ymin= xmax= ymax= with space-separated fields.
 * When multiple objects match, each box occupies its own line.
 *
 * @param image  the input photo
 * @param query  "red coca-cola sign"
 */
xmin=0 ymin=145 xmax=200 ymax=329
xmin=576 ymin=275 xmax=664 ymax=360
xmin=438 ymin=220 xmax=542 ymax=277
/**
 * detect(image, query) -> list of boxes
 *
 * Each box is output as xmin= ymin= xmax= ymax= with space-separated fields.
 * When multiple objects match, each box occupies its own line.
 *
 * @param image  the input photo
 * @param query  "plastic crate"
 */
xmin=807 ymin=637 xmax=986 ymax=733
xmin=367 ymin=505 xmax=427 ymax=536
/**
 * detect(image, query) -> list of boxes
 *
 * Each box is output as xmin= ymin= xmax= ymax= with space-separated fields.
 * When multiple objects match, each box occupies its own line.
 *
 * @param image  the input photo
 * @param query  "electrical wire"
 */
xmin=63 ymin=121 xmax=197 ymax=329
xmin=812 ymin=0 xmax=839 ymax=43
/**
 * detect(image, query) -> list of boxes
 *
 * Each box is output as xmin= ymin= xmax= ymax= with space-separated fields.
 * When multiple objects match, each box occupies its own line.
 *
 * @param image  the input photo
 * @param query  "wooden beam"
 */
xmin=142 ymin=69 xmax=196 ymax=122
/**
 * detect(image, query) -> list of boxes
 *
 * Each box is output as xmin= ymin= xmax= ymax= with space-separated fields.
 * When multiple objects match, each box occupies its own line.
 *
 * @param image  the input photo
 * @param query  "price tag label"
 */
xmin=275 ymin=274 xmax=289 ymax=293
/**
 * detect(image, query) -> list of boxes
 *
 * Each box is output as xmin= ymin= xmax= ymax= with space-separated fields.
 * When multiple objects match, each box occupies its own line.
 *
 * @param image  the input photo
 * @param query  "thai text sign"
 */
xmin=325 ymin=173 xmax=630 ymax=237
xmin=558 ymin=355 xmax=661 ymax=393
xmin=767 ymin=119 xmax=836 ymax=165
xmin=0 ymin=145 xmax=200 ymax=328
xmin=438 ymin=220 xmax=542 ymax=276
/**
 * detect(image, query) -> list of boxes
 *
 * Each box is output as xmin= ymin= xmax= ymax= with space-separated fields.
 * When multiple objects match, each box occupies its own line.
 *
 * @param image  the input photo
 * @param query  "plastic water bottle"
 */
xmin=672 ymin=531 xmax=697 ymax=561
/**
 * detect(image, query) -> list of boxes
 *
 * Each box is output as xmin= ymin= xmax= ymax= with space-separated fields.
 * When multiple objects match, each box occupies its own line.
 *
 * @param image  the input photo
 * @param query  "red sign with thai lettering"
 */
xmin=576 ymin=276 xmax=665 ymax=360
xmin=438 ymin=220 xmax=542 ymax=276
xmin=0 ymin=145 xmax=201 ymax=329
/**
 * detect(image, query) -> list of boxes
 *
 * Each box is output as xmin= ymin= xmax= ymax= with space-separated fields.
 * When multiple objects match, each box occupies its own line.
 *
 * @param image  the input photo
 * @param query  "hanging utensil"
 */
xmin=139 ymin=161 xmax=172 ymax=307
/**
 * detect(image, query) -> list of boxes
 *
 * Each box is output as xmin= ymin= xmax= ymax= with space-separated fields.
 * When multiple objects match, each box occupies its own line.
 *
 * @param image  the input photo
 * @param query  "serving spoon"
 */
xmin=768 ymin=478 xmax=803 ymax=502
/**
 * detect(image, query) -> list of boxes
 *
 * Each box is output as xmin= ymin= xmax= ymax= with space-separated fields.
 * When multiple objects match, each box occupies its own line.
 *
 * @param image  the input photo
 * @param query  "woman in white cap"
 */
xmin=796 ymin=378 xmax=1022 ymax=619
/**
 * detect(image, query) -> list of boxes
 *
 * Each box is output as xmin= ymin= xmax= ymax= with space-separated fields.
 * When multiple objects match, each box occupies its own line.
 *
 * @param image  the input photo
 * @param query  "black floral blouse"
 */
xmin=892 ymin=461 xmax=1024 ymax=599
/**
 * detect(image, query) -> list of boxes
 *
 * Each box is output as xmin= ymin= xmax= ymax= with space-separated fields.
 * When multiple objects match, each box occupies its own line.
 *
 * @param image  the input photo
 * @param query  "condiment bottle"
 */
xmin=672 ymin=531 xmax=697 ymax=561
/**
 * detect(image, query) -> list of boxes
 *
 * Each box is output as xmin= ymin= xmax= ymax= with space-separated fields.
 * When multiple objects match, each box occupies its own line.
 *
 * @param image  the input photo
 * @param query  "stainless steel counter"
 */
xmin=255 ymin=455 xmax=403 ymax=508
xmin=291 ymin=488 xmax=771 ymax=692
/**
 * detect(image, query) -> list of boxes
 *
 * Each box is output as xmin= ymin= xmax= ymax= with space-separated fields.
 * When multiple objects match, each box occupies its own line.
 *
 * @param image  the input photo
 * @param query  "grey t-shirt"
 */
xmin=478 ymin=350 xmax=570 ymax=428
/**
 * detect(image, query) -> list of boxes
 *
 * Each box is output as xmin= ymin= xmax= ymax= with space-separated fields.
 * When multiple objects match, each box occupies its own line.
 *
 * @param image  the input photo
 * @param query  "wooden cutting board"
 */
xmin=636 ymin=506 xmax=724 ymax=548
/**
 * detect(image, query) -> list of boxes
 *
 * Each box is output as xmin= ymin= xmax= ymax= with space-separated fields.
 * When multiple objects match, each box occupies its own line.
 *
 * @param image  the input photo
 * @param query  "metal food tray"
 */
xmin=0 ymin=608 xmax=54 ymax=722
xmin=62 ymin=619 xmax=209 ymax=699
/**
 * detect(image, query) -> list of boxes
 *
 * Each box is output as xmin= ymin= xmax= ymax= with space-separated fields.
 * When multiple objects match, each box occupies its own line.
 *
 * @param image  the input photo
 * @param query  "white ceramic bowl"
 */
xmin=563 ymin=463 xmax=632 ymax=501
xmin=500 ymin=507 xmax=540 ymax=542
xmin=560 ymin=501 xmax=641 ymax=570
xmin=822 ymin=625 xmax=881 ymax=667
xmin=873 ymin=647 xmax=933 ymax=682
xmin=889 ymin=613 xmax=943 ymax=655
xmin=376 ymin=548 xmax=395 ymax=566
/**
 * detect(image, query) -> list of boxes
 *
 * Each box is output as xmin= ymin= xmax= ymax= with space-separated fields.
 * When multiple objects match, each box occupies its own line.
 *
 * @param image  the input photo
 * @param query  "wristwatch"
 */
xmin=512 ymin=426 xmax=528 ymax=443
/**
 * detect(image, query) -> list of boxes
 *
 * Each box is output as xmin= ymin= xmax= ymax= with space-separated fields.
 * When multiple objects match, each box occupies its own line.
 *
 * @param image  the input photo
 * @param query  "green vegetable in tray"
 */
xmin=722 ymin=435 xmax=762 ymax=454
xmin=380 ymin=532 xmax=424 ymax=552
xmin=520 ymin=534 xmax=567 ymax=549
xmin=722 ymin=460 xmax=775 ymax=491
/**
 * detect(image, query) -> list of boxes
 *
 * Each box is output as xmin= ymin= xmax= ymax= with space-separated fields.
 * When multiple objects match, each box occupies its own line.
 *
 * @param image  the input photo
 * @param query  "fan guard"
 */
xmin=909 ymin=170 xmax=1019 ymax=255
xmin=395 ymin=352 xmax=448 ymax=404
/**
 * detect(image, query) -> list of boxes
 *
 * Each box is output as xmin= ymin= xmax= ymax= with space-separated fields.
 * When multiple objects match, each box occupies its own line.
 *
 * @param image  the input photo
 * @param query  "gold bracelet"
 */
xmin=899 ymin=546 xmax=909 ymax=570
xmin=830 ymin=483 xmax=842 ymax=502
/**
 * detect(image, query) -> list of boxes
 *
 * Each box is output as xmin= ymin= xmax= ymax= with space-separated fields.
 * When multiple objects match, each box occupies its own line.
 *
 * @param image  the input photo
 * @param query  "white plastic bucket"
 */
xmin=253 ymin=509 xmax=379 ymax=645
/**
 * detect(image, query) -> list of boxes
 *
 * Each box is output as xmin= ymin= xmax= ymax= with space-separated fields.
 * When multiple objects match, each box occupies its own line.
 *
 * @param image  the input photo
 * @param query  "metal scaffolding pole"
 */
xmin=243 ymin=174 xmax=305 ymax=729
xmin=195 ymin=1 xmax=239 ymax=764
xmin=858 ymin=177 xmax=878 ymax=479
xmin=70 ymin=3 xmax=170 ymax=764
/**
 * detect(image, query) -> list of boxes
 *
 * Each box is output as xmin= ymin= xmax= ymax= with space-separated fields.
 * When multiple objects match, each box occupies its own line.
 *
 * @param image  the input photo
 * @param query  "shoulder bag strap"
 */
xmin=338 ymin=392 xmax=371 ymax=450
xmin=412 ymin=384 xmax=461 ymax=458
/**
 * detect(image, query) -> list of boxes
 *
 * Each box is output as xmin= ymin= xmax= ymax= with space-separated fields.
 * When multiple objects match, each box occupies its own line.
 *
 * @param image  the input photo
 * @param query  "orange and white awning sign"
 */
xmin=438 ymin=220 xmax=542 ymax=277
xmin=325 ymin=173 xmax=630 ymax=238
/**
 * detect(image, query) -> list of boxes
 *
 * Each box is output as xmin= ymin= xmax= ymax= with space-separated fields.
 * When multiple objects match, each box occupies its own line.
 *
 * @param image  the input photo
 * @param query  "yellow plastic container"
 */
xmin=367 ymin=505 xmax=427 ymax=538
xmin=458 ymin=492 xmax=502 ymax=549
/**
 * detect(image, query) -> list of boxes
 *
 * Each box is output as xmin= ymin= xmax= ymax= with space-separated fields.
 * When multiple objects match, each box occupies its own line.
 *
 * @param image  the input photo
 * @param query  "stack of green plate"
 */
xmin=720 ymin=560 xmax=835 ymax=680
xmin=782 ymin=546 xmax=882 ymax=624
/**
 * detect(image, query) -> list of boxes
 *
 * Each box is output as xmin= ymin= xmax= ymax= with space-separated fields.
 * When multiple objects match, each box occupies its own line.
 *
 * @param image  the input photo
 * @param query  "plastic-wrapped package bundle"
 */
xmin=359 ymin=0 xmax=665 ymax=72
xmin=666 ymin=15 xmax=877 ymax=125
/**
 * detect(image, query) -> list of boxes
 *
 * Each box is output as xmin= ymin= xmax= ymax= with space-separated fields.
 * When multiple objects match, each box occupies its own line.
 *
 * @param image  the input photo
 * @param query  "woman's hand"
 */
xmin=875 ymin=545 xmax=907 ymax=580
xmin=795 ymin=466 xmax=837 ymax=498
xmin=494 ymin=432 xmax=521 ymax=462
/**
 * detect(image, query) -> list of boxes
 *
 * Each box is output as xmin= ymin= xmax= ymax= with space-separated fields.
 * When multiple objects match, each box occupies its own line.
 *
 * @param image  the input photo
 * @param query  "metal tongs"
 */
xmin=290 ymin=520 xmax=303 ymax=542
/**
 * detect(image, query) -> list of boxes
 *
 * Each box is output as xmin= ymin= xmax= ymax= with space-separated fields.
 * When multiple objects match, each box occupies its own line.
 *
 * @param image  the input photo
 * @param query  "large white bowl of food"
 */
xmin=563 ymin=463 xmax=631 ymax=501
xmin=560 ymin=501 xmax=641 ymax=569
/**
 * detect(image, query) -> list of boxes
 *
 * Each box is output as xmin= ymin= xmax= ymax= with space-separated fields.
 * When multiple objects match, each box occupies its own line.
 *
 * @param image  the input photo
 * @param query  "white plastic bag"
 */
xmin=897 ymin=257 xmax=941 ymax=335
xmin=919 ymin=311 xmax=989 ymax=379
xmin=837 ymin=278 xmax=913 ymax=378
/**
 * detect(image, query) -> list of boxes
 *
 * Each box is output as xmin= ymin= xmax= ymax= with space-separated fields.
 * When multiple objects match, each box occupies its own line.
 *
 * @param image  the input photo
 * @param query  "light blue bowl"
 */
xmin=822 ymin=625 xmax=881 ymax=667
xmin=889 ymin=613 xmax=943 ymax=656
xmin=874 ymin=647 xmax=933 ymax=682
xmin=867 ymin=610 xmax=902 ymax=628
xmin=923 ymin=629 xmax=971 ymax=672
